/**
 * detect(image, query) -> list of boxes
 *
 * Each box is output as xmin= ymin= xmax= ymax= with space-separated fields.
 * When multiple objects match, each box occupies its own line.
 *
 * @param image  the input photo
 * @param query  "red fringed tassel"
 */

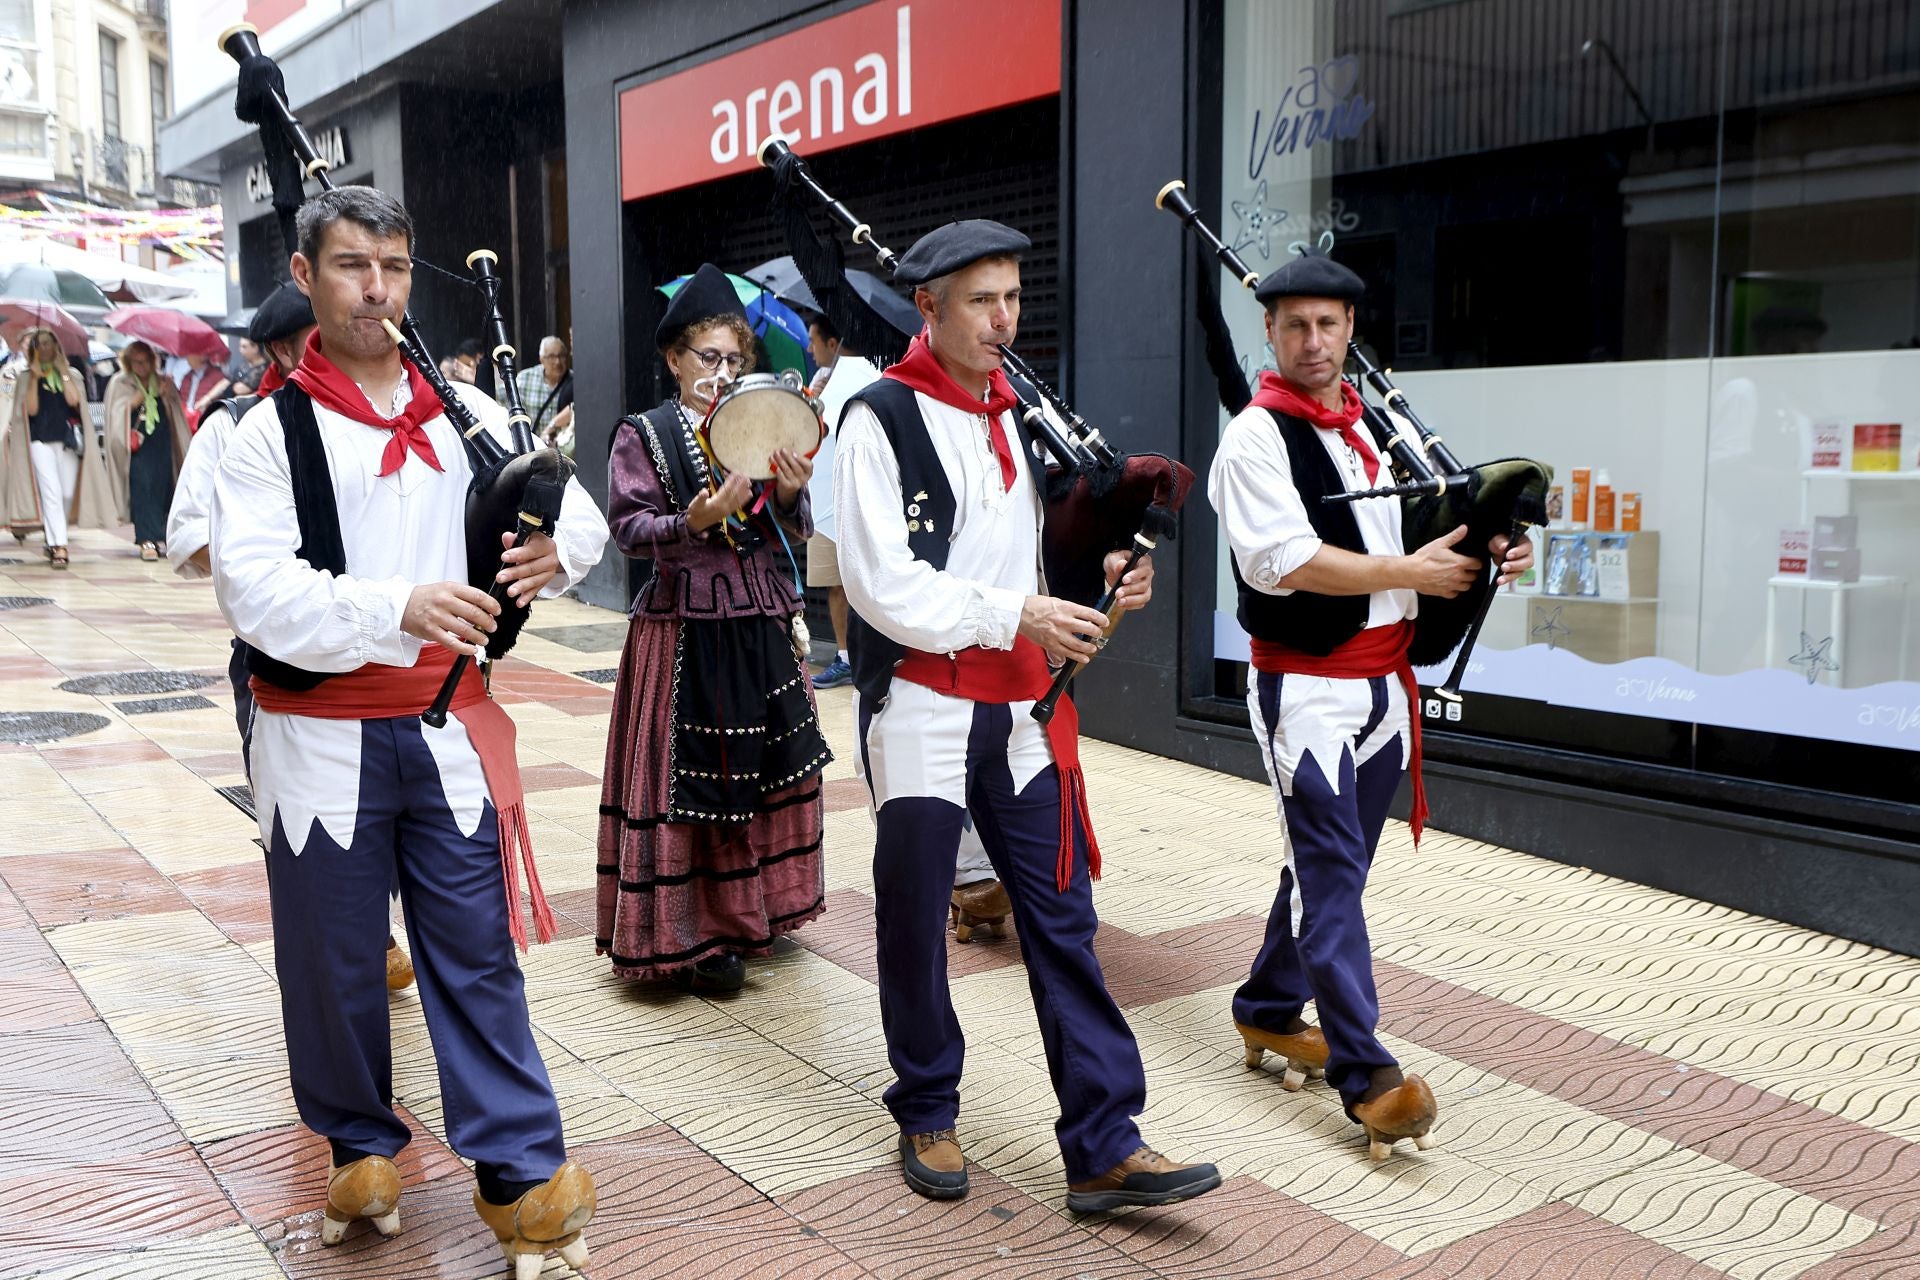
xmin=496 ymin=801 xmax=555 ymax=952
xmin=1055 ymin=765 xmax=1103 ymax=892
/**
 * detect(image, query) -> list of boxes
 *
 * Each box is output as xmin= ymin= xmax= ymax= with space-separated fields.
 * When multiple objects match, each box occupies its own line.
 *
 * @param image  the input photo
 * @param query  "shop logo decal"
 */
xmin=1857 ymin=702 xmax=1920 ymax=733
xmin=1788 ymin=633 xmax=1839 ymax=685
xmin=1247 ymin=56 xmax=1376 ymax=182
xmin=708 ymin=5 xmax=911 ymax=165
xmin=1614 ymin=676 xmax=1697 ymax=705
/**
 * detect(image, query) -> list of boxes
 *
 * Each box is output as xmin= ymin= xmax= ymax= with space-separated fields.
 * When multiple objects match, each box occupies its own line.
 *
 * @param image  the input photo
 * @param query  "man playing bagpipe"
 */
xmin=835 ymin=219 xmax=1221 ymax=1212
xmin=208 ymin=185 xmax=607 ymax=1275
xmin=1206 ymin=250 xmax=1531 ymax=1158
xmin=170 ymin=280 xmax=421 ymax=994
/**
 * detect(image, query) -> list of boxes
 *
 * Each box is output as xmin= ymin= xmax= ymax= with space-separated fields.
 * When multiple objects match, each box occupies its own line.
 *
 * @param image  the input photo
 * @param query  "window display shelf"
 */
xmin=1801 ymin=470 xmax=1920 ymax=481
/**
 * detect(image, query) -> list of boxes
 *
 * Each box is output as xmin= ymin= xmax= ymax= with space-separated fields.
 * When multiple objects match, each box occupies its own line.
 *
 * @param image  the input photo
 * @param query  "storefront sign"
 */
xmin=246 ymin=125 xmax=348 ymax=204
xmin=619 ymin=0 xmax=1060 ymax=201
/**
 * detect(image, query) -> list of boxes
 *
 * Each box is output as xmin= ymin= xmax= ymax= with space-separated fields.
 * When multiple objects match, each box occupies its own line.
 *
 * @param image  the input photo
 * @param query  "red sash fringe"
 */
xmin=250 ymin=647 xmax=555 ymax=949
xmin=893 ymin=638 xmax=1100 ymax=892
xmin=1248 ymin=620 xmax=1427 ymax=844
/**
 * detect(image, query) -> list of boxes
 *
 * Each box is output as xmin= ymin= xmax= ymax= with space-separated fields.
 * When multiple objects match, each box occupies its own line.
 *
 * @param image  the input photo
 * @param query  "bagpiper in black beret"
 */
xmin=893 ymin=220 xmax=1031 ymax=287
xmin=1253 ymin=250 xmax=1366 ymax=305
xmin=656 ymin=262 xmax=747 ymax=350
xmin=247 ymin=280 xmax=316 ymax=345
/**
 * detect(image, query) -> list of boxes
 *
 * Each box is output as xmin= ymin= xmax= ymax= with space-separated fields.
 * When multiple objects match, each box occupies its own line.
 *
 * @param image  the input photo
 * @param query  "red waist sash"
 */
xmin=894 ymin=637 xmax=1100 ymax=892
xmin=1248 ymin=620 xmax=1427 ymax=844
xmin=250 ymin=646 xmax=556 ymax=949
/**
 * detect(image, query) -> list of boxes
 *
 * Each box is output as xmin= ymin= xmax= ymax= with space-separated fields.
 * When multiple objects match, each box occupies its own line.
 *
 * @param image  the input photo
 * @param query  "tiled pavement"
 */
xmin=3 ymin=527 xmax=1918 ymax=1280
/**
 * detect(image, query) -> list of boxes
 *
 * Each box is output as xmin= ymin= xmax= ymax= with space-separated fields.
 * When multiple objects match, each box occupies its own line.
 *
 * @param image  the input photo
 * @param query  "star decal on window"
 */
xmin=1231 ymin=179 xmax=1287 ymax=263
xmin=1530 ymin=604 xmax=1570 ymax=649
xmin=1787 ymin=632 xmax=1838 ymax=685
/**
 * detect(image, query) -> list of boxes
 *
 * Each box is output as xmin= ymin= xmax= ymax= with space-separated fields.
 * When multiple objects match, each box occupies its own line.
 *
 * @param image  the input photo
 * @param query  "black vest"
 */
xmin=1234 ymin=408 xmax=1380 ymax=657
xmin=240 ymin=383 xmax=349 ymax=691
xmin=844 ymin=378 xmax=1044 ymax=705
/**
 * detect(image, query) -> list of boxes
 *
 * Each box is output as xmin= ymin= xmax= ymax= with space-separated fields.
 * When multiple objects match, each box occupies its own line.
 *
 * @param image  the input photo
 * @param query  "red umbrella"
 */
xmin=106 ymin=304 xmax=231 ymax=360
xmin=0 ymin=298 xmax=89 ymax=359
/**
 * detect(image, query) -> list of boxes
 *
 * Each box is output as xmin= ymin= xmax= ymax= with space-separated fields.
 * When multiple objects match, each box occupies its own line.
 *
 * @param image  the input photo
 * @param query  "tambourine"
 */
xmin=701 ymin=371 xmax=824 ymax=480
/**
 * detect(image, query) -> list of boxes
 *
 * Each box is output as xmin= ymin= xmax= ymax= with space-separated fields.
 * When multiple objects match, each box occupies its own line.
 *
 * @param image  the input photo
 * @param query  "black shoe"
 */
xmin=898 ymin=1130 xmax=968 ymax=1200
xmin=1065 ymin=1147 xmax=1221 ymax=1213
xmin=681 ymin=953 xmax=746 ymax=993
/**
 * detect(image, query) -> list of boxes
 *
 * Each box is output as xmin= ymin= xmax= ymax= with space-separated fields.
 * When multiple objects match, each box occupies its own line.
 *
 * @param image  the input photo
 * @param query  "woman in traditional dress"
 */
xmin=596 ymin=263 xmax=831 ymax=992
xmin=1 ymin=328 xmax=115 ymax=564
xmin=104 ymin=341 xmax=189 ymax=560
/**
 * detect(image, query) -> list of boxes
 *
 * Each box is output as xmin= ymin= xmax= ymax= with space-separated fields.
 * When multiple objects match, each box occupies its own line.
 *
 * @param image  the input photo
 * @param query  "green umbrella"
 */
xmin=0 ymin=263 xmax=112 ymax=318
xmin=657 ymin=271 xmax=810 ymax=376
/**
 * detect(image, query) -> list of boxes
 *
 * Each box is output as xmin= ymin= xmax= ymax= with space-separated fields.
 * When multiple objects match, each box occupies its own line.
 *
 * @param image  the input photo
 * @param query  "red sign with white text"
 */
xmin=619 ymin=0 xmax=1061 ymax=202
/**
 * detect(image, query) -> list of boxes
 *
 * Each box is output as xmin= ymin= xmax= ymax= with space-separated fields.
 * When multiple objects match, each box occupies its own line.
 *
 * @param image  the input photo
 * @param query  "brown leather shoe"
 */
xmin=320 ymin=1155 xmax=402 ymax=1245
xmin=950 ymin=879 xmax=1011 ymax=943
xmin=1350 ymin=1073 xmax=1438 ymax=1161
xmin=898 ymin=1128 xmax=968 ymax=1199
xmin=1234 ymin=1020 xmax=1329 ymax=1090
xmin=473 ymin=1162 xmax=596 ymax=1279
xmin=386 ymin=943 xmax=415 ymax=991
xmin=1066 ymin=1146 xmax=1221 ymax=1213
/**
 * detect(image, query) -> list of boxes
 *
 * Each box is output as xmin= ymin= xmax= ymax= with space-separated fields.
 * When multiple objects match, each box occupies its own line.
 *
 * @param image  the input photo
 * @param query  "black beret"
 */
xmin=893 ymin=220 xmax=1030 ymax=287
xmin=656 ymin=262 xmax=746 ymax=350
xmin=248 ymin=280 xmax=315 ymax=345
xmin=1253 ymin=251 xmax=1366 ymax=305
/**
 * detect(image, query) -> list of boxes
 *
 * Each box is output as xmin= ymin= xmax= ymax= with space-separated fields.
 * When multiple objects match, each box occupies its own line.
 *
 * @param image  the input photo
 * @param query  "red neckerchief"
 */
xmin=289 ymin=334 xmax=445 ymax=476
xmin=1248 ymin=620 xmax=1427 ymax=845
xmin=255 ymin=362 xmax=286 ymax=397
xmin=1249 ymin=370 xmax=1378 ymax=483
xmin=885 ymin=330 xmax=1019 ymax=491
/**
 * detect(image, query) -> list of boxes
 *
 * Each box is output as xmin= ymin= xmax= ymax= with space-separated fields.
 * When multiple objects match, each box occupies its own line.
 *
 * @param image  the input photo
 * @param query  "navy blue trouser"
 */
xmin=1234 ymin=671 xmax=1405 ymax=1110
xmin=264 ymin=715 xmax=566 ymax=1181
xmin=866 ymin=700 xmax=1146 ymax=1182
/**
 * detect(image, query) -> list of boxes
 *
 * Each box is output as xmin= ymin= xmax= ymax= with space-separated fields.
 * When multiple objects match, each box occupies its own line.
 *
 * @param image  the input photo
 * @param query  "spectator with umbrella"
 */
xmin=104 ymin=340 xmax=189 ymax=560
xmin=177 ymin=352 xmax=232 ymax=431
xmin=1 ymin=326 xmax=116 ymax=565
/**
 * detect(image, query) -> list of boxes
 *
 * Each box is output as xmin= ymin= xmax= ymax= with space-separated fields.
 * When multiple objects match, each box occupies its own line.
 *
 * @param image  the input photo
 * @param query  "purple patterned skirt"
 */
xmin=596 ymin=612 xmax=830 ymax=980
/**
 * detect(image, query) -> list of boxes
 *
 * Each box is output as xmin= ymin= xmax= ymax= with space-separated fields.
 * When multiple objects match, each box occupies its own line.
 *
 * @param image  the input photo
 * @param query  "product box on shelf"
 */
xmin=1777 ymin=527 xmax=1811 ymax=576
xmin=1813 ymin=514 xmax=1859 ymax=551
xmin=1852 ymin=423 xmax=1902 ymax=472
xmin=1808 ymin=548 xmax=1863 ymax=583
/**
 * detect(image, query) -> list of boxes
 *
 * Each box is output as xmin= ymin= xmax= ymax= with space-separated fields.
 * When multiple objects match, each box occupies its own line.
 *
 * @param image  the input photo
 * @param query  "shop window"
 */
xmin=1209 ymin=0 xmax=1920 ymax=778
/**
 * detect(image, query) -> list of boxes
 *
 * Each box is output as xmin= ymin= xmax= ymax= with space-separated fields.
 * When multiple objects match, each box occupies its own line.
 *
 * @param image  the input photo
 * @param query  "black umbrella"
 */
xmin=744 ymin=256 xmax=923 ymax=339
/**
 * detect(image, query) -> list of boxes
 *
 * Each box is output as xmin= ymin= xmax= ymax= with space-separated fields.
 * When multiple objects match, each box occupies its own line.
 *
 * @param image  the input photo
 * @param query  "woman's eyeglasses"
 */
xmin=684 ymin=348 xmax=746 ymax=374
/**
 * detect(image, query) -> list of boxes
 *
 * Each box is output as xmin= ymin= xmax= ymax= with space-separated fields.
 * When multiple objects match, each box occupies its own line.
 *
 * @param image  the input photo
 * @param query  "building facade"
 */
xmin=0 ymin=0 xmax=198 ymax=206
xmin=161 ymin=0 xmax=1920 ymax=955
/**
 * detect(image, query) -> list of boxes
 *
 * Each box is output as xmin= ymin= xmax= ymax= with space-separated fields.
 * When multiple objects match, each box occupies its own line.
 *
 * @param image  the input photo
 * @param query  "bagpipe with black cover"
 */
xmin=219 ymin=23 xmax=572 ymax=723
xmin=1156 ymin=180 xmax=1551 ymax=697
xmin=761 ymin=140 xmax=1194 ymax=721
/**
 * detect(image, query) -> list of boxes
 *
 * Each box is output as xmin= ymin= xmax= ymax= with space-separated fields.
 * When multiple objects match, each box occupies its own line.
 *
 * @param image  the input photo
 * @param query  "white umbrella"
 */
xmin=0 ymin=238 xmax=198 ymax=303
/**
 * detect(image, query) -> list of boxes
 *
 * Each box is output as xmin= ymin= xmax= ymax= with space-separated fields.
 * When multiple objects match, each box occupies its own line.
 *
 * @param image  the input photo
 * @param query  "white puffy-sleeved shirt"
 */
xmin=211 ymin=376 xmax=607 ymax=674
xmin=834 ymin=386 xmax=1046 ymax=657
xmin=1209 ymin=402 xmax=1415 ymax=631
xmin=166 ymin=401 xmax=240 ymax=578
xmin=834 ymin=380 xmax=1064 ymax=808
